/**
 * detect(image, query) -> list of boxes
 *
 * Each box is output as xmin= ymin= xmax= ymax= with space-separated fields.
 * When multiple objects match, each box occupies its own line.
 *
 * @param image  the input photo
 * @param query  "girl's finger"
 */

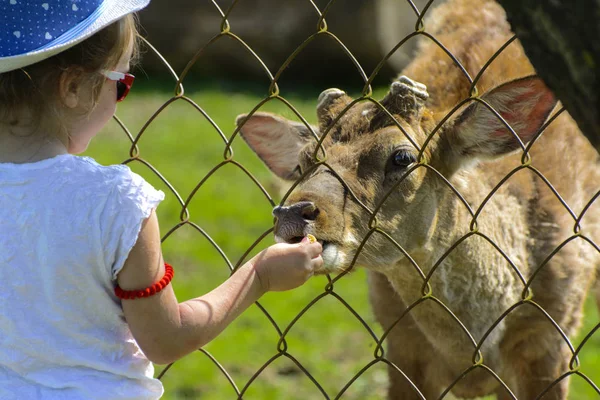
xmin=306 ymin=242 xmax=323 ymax=258
xmin=311 ymin=255 xmax=324 ymax=270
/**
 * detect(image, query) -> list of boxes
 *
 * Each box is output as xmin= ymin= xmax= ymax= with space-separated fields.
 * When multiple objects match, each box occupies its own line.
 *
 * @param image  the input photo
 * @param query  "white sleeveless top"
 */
xmin=0 ymin=154 xmax=165 ymax=399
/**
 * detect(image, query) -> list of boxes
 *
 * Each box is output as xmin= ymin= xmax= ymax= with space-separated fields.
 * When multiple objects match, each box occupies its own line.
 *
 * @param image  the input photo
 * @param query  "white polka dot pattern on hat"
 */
xmin=0 ymin=0 xmax=100 ymax=57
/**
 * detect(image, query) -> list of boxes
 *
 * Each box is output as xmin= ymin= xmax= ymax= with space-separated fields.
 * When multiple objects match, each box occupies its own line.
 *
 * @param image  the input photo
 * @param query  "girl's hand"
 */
xmin=251 ymin=237 xmax=323 ymax=292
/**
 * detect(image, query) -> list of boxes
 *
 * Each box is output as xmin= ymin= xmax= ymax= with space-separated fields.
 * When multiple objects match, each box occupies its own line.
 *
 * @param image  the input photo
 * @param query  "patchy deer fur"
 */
xmin=236 ymin=0 xmax=600 ymax=398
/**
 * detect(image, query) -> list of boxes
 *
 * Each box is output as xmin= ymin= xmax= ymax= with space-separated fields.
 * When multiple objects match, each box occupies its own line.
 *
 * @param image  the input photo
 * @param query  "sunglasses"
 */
xmin=101 ymin=70 xmax=135 ymax=102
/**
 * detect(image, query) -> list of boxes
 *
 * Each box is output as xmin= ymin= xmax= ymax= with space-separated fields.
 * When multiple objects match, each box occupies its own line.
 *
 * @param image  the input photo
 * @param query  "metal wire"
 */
xmin=107 ymin=0 xmax=600 ymax=398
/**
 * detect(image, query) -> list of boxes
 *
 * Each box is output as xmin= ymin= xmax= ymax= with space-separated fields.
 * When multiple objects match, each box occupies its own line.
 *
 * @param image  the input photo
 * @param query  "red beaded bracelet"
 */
xmin=115 ymin=263 xmax=174 ymax=300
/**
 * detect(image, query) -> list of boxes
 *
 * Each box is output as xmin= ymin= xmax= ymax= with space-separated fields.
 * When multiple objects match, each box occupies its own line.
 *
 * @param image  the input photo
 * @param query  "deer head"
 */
xmin=236 ymin=75 xmax=556 ymax=274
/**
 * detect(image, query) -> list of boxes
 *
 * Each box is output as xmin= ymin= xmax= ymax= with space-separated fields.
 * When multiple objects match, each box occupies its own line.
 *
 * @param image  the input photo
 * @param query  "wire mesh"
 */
xmin=106 ymin=0 xmax=600 ymax=398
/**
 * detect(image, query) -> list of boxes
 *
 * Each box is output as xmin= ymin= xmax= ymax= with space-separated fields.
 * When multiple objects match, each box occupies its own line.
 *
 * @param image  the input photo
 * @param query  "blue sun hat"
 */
xmin=0 ymin=0 xmax=150 ymax=73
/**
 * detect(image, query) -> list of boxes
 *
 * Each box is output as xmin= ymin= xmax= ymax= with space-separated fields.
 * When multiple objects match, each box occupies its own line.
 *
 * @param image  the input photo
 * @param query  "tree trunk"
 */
xmin=496 ymin=0 xmax=600 ymax=151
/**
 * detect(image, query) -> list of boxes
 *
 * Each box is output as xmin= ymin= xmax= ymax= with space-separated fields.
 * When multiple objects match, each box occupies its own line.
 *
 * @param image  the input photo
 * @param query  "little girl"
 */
xmin=0 ymin=1 xmax=323 ymax=398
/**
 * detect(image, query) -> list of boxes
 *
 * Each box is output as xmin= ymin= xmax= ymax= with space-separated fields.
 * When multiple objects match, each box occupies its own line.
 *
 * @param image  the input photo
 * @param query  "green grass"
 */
xmin=87 ymin=81 xmax=600 ymax=399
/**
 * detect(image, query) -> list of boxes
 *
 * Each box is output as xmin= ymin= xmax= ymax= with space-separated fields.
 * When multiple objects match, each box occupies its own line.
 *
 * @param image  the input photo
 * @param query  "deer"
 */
xmin=235 ymin=0 xmax=600 ymax=398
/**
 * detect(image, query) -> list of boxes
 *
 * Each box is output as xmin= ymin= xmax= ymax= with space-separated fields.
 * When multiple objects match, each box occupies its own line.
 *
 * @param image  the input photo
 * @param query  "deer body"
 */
xmin=237 ymin=0 xmax=600 ymax=398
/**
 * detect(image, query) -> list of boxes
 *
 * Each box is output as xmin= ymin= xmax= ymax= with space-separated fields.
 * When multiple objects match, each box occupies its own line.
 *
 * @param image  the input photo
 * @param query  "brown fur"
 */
xmin=236 ymin=0 xmax=600 ymax=398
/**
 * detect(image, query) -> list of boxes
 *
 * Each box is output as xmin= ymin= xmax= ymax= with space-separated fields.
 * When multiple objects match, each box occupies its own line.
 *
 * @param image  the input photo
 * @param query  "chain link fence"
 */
xmin=107 ymin=0 xmax=600 ymax=398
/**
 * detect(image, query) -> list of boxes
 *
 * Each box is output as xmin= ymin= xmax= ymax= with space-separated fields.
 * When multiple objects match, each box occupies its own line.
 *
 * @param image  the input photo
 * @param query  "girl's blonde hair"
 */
xmin=0 ymin=14 xmax=140 ymax=133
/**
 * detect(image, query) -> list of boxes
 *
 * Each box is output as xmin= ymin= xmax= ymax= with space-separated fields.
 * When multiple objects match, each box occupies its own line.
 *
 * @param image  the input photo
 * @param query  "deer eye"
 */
xmin=391 ymin=150 xmax=416 ymax=168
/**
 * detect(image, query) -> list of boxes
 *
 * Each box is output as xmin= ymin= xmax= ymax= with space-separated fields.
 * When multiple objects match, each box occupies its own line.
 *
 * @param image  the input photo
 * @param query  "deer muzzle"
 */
xmin=272 ymin=201 xmax=320 ymax=243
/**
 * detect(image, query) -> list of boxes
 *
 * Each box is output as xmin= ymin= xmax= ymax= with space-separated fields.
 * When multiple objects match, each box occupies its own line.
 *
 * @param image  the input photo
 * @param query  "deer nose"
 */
xmin=272 ymin=201 xmax=320 ymax=242
xmin=272 ymin=201 xmax=320 ymax=221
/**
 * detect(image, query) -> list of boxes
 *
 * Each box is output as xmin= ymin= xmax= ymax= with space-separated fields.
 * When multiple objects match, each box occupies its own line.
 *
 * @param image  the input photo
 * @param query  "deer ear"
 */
xmin=236 ymin=112 xmax=317 ymax=181
xmin=448 ymin=76 xmax=557 ymax=161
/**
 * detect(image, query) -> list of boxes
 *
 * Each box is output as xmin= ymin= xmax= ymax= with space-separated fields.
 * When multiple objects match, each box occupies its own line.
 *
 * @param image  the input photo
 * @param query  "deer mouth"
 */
xmin=278 ymin=235 xmax=330 ymax=248
xmin=275 ymin=234 xmax=343 ymax=274
xmin=316 ymin=239 xmax=346 ymax=274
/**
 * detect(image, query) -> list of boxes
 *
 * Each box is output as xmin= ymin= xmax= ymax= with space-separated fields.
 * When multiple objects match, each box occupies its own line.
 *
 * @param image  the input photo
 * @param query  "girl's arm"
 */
xmin=117 ymin=209 xmax=322 ymax=365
